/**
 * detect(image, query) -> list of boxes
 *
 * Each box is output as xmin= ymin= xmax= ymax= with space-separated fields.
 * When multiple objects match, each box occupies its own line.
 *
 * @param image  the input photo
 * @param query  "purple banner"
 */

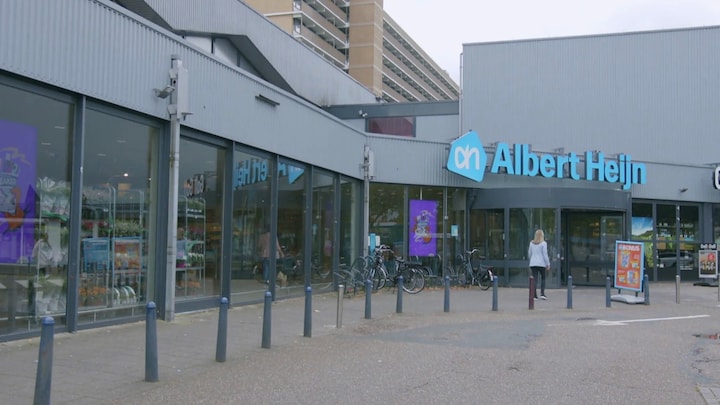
xmin=0 ymin=120 xmax=37 ymax=263
xmin=409 ymin=199 xmax=438 ymax=257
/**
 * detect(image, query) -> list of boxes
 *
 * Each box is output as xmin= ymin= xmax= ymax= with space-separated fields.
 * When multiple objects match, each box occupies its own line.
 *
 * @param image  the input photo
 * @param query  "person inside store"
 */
xmin=32 ymin=231 xmax=53 ymax=277
xmin=259 ymin=227 xmax=285 ymax=286
xmin=528 ymin=228 xmax=551 ymax=300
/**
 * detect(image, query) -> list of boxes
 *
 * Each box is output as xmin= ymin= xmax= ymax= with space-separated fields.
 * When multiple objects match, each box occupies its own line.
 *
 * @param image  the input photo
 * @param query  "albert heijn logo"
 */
xmin=447 ymin=130 xmax=487 ymax=182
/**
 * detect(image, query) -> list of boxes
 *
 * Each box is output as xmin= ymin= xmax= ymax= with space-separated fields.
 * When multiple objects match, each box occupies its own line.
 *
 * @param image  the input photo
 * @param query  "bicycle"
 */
xmin=334 ymin=251 xmax=386 ymax=295
xmin=456 ymin=248 xmax=494 ymax=290
xmin=376 ymin=246 xmax=425 ymax=294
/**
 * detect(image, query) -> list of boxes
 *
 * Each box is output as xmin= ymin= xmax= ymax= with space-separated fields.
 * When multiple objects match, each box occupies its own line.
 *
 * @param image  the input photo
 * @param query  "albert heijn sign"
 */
xmin=446 ymin=130 xmax=647 ymax=190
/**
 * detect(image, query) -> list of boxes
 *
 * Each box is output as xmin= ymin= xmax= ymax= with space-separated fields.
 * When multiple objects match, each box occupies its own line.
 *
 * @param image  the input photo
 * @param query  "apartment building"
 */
xmin=244 ymin=0 xmax=459 ymax=102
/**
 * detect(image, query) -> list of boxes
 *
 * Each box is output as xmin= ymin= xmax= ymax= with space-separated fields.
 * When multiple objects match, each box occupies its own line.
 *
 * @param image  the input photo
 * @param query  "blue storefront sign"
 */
xmin=447 ymin=131 xmax=646 ymax=190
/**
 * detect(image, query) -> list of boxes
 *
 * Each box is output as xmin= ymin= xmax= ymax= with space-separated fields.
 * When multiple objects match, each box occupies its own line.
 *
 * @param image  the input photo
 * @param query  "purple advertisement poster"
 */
xmin=0 ymin=120 xmax=37 ymax=263
xmin=409 ymin=199 xmax=438 ymax=257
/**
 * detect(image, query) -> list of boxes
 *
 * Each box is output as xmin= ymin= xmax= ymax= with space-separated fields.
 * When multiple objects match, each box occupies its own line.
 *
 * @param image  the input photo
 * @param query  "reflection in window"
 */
xmin=176 ymin=138 xmax=224 ymax=299
xmin=0 ymin=82 xmax=73 ymax=334
xmin=367 ymin=117 xmax=415 ymax=137
xmin=339 ymin=177 xmax=359 ymax=268
xmin=277 ymin=159 xmax=306 ymax=287
xmin=509 ymin=209 xmax=555 ymax=260
xmin=369 ymin=183 xmax=405 ymax=254
xmin=312 ymin=170 xmax=333 ymax=287
xmin=231 ymin=148 xmax=273 ymax=301
xmin=82 ymin=108 xmax=159 ymax=322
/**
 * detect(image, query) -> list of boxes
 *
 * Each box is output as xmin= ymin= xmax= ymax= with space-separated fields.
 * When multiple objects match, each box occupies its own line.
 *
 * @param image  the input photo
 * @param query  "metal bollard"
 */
xmin=443 ymin=275 xmax=450 ymax=313
xmin=364 ymin=280 xmax=372 ymax=319
xmin=605 ymin=276 xmax=611 ymax=308
xmin=304 ymin=285 xmax=312 ymax=337
xmin=396 ymin=275 xmax=403 ymax=313
xmin=145 ymin=301 xmax=159 ymax=382
xmin=528 ymin=275 xmax=535 ymax=310
xmin=336 ymin=284 xmax=344 ymax=328
xmin=216 ymin=297 xmax=228 ymax=362
xmin=261 ymin=291 xmax=272 ymax=349
xmin=643 ymin=274 xmax=650 ymax=305
xmin=675 ymin=274 xmax=680 ymax=304
xmin=33 ymin=316 xmax=54 ymax=405
xmin=492 ymin=275 xmax=498 ymax=312
xmin=567 ymin=275 xmax=573 ymax=309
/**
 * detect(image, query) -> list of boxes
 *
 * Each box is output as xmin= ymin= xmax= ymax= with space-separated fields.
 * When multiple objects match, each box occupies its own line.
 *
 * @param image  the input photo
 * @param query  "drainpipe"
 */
xmin=163 ymin=55 xmax=190 ymax=321
xmin=362 ymin=145 xmax=374 ymax=257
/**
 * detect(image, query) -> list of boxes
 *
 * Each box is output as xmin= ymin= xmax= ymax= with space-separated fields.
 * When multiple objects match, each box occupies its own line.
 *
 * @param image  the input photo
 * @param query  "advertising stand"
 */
xmin=611 ymin=241 xmax=645 ymax=304
xmin=695 ymin=243 xmax=718 ymax=287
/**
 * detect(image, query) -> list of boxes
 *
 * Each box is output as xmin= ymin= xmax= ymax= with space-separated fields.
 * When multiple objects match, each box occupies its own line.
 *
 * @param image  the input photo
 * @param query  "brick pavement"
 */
xmin=2 ymin=282 xmax=720 ymax=404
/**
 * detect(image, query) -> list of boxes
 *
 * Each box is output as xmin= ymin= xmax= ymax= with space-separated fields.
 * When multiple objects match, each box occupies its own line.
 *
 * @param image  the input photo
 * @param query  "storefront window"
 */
xmin=446 ymin=189 xmax=466 ymax=269
xmin=0 ymin=81 xmax=73 ymax=335
xmin=311 ymin=170 xmax=333 ymax=288
xmin=81 ymin=107 xmax=159 ymax=322
xmin=369 ymin=183 xmax=405 ymax=255
xmin=230 ymin=148 xmax=273 ymax=302
xmin=339 ymin=177 xmax=360 ymax=268
xmin=631 ymin=202 xmax=654 ymax=270
xmin=276 ymin=158 xmax=306 ymax=288
xmin=508 ymin=208 xmax=555 ymax=260
xmin=176 ymin=137 xmax=224 ymax=299
xmin=714 ymin=204 xmax=720 ymax=244
xmin=470 ymin=209 xmax=504 ymax=260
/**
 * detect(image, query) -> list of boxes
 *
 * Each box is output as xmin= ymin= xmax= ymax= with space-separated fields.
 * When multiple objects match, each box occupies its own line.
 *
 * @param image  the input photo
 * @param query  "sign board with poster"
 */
xmin=699 ymin=243 xmax=718 ymax=279
xmin=614 ymin=241 xmax=644 ymax=292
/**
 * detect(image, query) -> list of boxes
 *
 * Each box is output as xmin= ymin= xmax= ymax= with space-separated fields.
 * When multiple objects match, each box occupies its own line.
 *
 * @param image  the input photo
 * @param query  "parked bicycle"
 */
xmin=456 ymin=248 xmax=494 ymax=290
xmin=375 ymin=246 xmax=426 ymax=294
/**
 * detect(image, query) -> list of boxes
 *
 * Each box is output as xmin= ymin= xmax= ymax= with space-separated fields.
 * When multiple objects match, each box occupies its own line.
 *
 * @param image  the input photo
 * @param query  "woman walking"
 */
xmin=528 ymin=229 xmax=550 ymax=300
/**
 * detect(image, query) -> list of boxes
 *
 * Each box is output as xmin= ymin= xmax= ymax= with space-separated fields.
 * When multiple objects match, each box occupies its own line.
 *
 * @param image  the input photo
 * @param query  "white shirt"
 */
xmin=528 ymin=241 xmax=550 ymax=268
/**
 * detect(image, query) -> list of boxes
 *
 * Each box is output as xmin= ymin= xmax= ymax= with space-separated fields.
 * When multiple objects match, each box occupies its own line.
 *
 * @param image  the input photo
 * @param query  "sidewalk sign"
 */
xmin=613 ymin=241 xmax=644 ymax=292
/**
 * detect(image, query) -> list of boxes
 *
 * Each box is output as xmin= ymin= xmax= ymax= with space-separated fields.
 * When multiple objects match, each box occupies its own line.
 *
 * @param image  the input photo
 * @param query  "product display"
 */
xmin=176 ymin=196 xmax=206 ymax=296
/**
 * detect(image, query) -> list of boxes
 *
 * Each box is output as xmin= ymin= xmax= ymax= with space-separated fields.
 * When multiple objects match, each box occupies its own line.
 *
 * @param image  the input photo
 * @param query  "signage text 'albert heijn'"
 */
xmin=446 ymin=131 xmax=647 ymax=190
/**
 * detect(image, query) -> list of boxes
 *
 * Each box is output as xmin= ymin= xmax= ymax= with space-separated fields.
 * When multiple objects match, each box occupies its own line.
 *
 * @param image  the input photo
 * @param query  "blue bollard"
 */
xmin=567 ymin=275 xmax=573 ymax=309
xmin=364 ymin=280 xmax=372 ymax=319
xmin=605 ymin=276 xmax=611 ymax=308
xmin=396 ymin=275 xmax=403 ymax=313
xmin=33 ymin=316 xmax=54 ymax=405
xmin=145 ymin=302 xmax=159 ymax=382
xmin=216 ymin=297 xmax=228 ymax=362
xmin=443 ymin=275 xmax=450 ymax=313
xmin=261 ymin=291 xmax=272 ymax=349
xmin=492 ymin=275 xmax=498 ymax=311
xmin=643 ymin=274 xmax=650 ymax=305
xmin=304 ymin=285 xmax=312 ymax=337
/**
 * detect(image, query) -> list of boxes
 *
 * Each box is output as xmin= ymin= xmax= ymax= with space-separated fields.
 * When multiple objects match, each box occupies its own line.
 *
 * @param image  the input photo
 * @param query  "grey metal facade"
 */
xmin=0 ymin=0 xmax=374 ymax=179
xmin=461 ymin=27 xmax=720 ymax=204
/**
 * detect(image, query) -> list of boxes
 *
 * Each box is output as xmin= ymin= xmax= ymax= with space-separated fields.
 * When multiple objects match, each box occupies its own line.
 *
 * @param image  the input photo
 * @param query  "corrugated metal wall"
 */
xmin=462 ymin=28 xmax=720 ymax=202
xmin=0 ymin=0 xmax=371 ymax=179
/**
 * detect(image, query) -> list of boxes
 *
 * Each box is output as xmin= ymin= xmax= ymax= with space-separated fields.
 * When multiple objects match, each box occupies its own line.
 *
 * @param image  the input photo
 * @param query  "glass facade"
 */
xmin=80 ymin=107 xmax=160 ymax=322
xmin=176 ymin=137 xmax=225 ymax=299
xmin=2 ymin=70 xmax=720 ymax=342
xmin=230 ymin=148 xmax=273 ymax=302
xmin=632 ymin=201 xmax=702 ymax=281
xmin=0 ymin=81 xmax=73 ymax=335
xmin=310 ymin=169 xmax=334 ymax=289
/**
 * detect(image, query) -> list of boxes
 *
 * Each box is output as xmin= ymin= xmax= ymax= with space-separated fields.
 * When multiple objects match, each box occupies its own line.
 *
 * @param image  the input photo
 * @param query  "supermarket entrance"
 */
xmin=561 ymin=210 xmax=624 ymax=286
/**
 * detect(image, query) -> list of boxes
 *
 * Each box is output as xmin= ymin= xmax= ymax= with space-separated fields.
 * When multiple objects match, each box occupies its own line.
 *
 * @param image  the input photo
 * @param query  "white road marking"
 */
xmin=593 ymin=314 xmax=709 ymax=326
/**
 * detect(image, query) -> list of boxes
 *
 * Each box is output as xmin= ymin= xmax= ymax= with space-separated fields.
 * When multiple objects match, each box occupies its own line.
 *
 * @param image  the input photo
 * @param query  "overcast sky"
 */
xmin=384 ymin=0 xmax=720 ymax=84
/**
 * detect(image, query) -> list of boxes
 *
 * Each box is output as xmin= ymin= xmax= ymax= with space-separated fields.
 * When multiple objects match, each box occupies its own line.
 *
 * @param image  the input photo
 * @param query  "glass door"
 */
xmin=563 ymin=211 xmax=624 ymax=286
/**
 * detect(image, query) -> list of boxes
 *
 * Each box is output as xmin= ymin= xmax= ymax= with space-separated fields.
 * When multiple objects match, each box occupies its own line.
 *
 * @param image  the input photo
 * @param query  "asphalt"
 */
xmin=3 ymin=282 xmax=720 ymax=404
